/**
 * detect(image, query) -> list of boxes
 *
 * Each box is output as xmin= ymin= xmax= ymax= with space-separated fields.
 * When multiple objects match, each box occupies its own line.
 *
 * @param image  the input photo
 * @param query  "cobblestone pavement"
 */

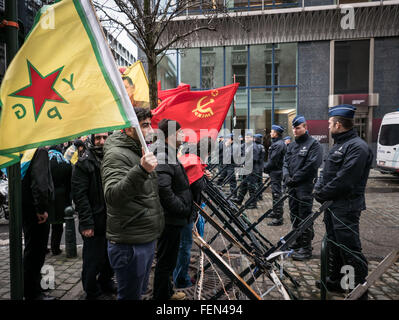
xmin=0 ymin=170 xmax=397 ymax=300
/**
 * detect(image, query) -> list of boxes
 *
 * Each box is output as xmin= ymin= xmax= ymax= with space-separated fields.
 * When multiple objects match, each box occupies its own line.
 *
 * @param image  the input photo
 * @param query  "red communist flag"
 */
xmin=152 ymin=83 xmax=239 ymax=142
xmin=157 ymin=82 xmax=191 ymax=104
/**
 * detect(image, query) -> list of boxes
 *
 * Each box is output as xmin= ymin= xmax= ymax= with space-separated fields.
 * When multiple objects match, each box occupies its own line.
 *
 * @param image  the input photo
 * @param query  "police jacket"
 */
xmin=283 ymin=132 xmax=322 ymax=185
xmin=221 ymin=141 xmax=241 ymax=167
xmin=253 ymin=141 xmax=265 ymax=173
xmin=315 ymin=128 xmax=373 ymax=205
xmin=264 ymin=137 xmax=286 ymax=174
xmin=72 ymin=148 xmax=106 ymax=234
xmin=240 ymin=142 xmax=256 ymax=175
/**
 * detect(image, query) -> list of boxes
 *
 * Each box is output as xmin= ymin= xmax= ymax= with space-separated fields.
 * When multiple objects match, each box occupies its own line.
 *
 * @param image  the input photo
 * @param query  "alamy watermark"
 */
xmin=40 ymin=264 xmax=55 ymax=290
xmin=341 ymin=6 xmax=355 ymax=30
xmin=40 ymin=6 xmax=55 ymax=30
xmin=340 ymin=265 xmax=355 ymax=290
xmin=148 ymin=123 xmax=254 ymax=174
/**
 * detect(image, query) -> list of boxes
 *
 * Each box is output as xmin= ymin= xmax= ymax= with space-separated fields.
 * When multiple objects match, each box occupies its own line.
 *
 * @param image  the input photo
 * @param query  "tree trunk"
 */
xmin=147 ymin=51 xmax=158 ymax=110
xmin=143 ymin=0 xmax=158 ymax=110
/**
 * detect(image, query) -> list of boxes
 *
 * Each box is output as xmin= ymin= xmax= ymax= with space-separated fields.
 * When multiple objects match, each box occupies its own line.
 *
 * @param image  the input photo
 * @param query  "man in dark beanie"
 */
xmin=152 ymin=119 xmax=193 ymax=300
xmin=72 ymin=132 xmax=116 ymax=299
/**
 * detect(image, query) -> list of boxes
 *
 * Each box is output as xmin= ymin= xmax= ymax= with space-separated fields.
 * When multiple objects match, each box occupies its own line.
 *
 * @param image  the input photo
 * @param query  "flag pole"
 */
xmin=233 ymin=74 xmax=237 ymax=129
xmin=5 ymin=0 xmax=24 ymax=300
xmin=135 ymin=123 xmax=150 ymax=154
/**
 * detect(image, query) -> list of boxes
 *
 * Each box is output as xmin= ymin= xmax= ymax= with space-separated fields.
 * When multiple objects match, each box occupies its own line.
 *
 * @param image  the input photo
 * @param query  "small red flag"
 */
xmin=152 ymin=83 xmax=239 ymax=142
xmin=158 ymin=82 xmax=191 ymax=104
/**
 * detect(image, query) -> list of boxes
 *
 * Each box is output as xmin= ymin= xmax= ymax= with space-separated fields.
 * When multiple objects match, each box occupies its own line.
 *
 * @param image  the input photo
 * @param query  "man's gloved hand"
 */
xmin=313 ymin=191 xmax=326 ymax=204
xmin=285 ymin=177 xmax=296 ymax=188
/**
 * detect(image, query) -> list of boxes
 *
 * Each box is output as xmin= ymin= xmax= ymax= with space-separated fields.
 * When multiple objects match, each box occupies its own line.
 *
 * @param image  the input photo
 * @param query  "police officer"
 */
xmin=314 ymin=105 xmax=373 ymax=298
xmin=284 ymin=136 xmax=291 ymax=145
xmin=233 ymin=132 xmax=261 ymax=209
xmin=254 ymin=134 xmax=266 ymax=200
xmin=217 ymin=134 xmax=238 ymax=198
xmin=264 ymin=125 xmax=286 ymax=226
xmin=283 ymin=115 xmax=322 ymax=261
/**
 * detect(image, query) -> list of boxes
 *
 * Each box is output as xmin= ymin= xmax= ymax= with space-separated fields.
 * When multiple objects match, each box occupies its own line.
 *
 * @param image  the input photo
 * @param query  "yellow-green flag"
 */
xmin=0 ymin=0 xmax=138 ymax=166
xmin=122 ymin=61 xmax=150 ymax=108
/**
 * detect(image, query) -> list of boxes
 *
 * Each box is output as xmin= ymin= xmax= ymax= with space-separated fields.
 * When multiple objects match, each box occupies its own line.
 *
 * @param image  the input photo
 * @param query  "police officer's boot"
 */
xmin=267 ymin=193 xmax=283 ymax=226
xmin=267 ymin=193 xmax=280 ymax=218
xmin=247 ymin=200 xmax=258 ymax=209
xmin=288 ymin=236 xmax=302 ymax=251
xmin=291 ymin=229 xmax=312 ymax=261
xmin=342 ymin=251 xmax=368 ymax=299
xmin=232 ymin=190 xmax=244 ymax=206
xmin=315 ymin=243 xmax=346 ymax=293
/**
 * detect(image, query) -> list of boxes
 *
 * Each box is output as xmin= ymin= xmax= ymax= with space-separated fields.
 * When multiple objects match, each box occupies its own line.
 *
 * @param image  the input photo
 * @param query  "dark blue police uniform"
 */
xmin=314 ymin=105 xmax=373 ymax=294
xmin=283 ymin=116 xmax=323 ymax=260
xmin=234 ymin=134 xmax=260 ymax=209
xmin=254 ymin=134 xmax=266 ymax=199
xmin=264 ymin=126 xmax=286 ymax=226
xmin=217 ymin=135 xmax=238 ymax=197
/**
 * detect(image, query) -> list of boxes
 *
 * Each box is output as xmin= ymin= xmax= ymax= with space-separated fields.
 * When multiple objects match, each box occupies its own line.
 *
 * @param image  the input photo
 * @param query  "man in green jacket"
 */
xmin=101 ymin=107 xmax=164 ymax=300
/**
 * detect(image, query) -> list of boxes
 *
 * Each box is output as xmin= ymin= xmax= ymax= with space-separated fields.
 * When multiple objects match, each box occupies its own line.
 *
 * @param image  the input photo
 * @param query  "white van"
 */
xmin=376 ymin=110 xmax=399 ymax=175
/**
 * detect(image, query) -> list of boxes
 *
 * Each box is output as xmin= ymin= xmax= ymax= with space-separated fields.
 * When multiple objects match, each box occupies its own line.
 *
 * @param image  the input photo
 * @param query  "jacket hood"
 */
xmin=103 ymin=131 xmax=142 ymax=157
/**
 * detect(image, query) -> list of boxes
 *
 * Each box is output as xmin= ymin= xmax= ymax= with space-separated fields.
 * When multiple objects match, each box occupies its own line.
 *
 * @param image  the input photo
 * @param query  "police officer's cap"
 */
xmin=245 ymin=132 xmax=254 ymax=137
xmin=328 ymin=104 xmax=356 ymax=119
xmin=271 ymin=125 xmax=284 ymax=134
xmin=283 ymin=136 xmax=291 ymax=141
xmin=292 ymin=115 xmax=306 ymax=127
xmin=254 ymin=133 xmax=263 ymax=138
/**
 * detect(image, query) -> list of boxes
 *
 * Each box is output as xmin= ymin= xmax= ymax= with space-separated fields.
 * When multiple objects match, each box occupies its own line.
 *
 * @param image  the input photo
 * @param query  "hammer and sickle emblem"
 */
xmin=193 ymin=96 xmax=214 ymax=118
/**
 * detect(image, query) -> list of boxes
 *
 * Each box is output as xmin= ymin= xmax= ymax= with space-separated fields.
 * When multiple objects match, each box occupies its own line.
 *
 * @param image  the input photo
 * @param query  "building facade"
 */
xmin=157 ymin=0 xmax=399 ymax=159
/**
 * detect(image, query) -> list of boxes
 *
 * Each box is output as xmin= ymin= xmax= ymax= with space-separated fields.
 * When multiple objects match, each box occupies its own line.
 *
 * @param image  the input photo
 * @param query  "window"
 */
xmin=354 ymin=115 xmax=368 ymax=141
xmin=334 ymin=40 xmax=370 ymax=94
xmin=232 ymin=65 xmax=246 ymax=87
xmin=379 ymin=124 xmax=399 ymax=146
xmin=265 ymin=63 xmax=278 ymax=90
xmin=201 ymin=66 xmax=215 ymax=89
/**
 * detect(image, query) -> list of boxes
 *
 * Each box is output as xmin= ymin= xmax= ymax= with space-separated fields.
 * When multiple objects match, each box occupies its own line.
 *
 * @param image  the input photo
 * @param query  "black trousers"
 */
xmin=270 ymin=171 xmax=283 ymax=218
xmin=288 ymin=184 xmax=314 ymax=246
xmin=237 ymin=173 xmax=257 ymax=204
xmin=23 ymin=216 xmax=50 ymax=299
xmin=153 ymin=224 xmax=182 ymax=300
xmin=50 ymin=223 xmax=63 ymax=253
xmin=323 ymin=201 xmax=368 ymax=285
xmin=82 ymin=235 xmax=114 ymax=297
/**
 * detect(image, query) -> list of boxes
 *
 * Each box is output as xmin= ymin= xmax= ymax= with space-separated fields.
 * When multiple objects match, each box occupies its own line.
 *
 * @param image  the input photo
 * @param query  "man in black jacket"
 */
xmin=152 ymin=119 xmax=193 ymax=300
xmin=283 ymin=116 xmax=323 ymax=261
xmin=233 ymin=132 xmax=260 ymax=209
xmin=72 ymin=132 xmax=115 ymax=299
xmin=21 ymin=147 xmax=56 ymax=300
xmin=254 ymin=134 xmax=266 ymax=201
xmin=314 ymin=105 xmax=372 ymax=298
xmin=264 ymin=125 xmax=287 ymax=226
xmin=217 ymin=134 xmax=239 ymax=198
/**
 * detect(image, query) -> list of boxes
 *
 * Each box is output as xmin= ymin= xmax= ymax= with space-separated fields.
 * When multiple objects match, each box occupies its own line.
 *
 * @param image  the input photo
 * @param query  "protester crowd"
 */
xmin=19 ymin=104 xmax=372 ymax=300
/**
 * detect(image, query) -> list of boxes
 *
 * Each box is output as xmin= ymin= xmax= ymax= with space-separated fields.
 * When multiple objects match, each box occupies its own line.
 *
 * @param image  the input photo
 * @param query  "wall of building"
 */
xmin=374 ymin=37 xmax=399 ymax=120
xmin=298 ymin=41 xmax=330 ymax=120
xmin=297 ymin=41 xmax=331 ymax=155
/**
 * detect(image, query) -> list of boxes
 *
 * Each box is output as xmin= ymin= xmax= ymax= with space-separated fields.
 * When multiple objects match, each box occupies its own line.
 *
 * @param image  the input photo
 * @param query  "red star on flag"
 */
xmin=10 ymin=60 xmax=67 ymax=121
